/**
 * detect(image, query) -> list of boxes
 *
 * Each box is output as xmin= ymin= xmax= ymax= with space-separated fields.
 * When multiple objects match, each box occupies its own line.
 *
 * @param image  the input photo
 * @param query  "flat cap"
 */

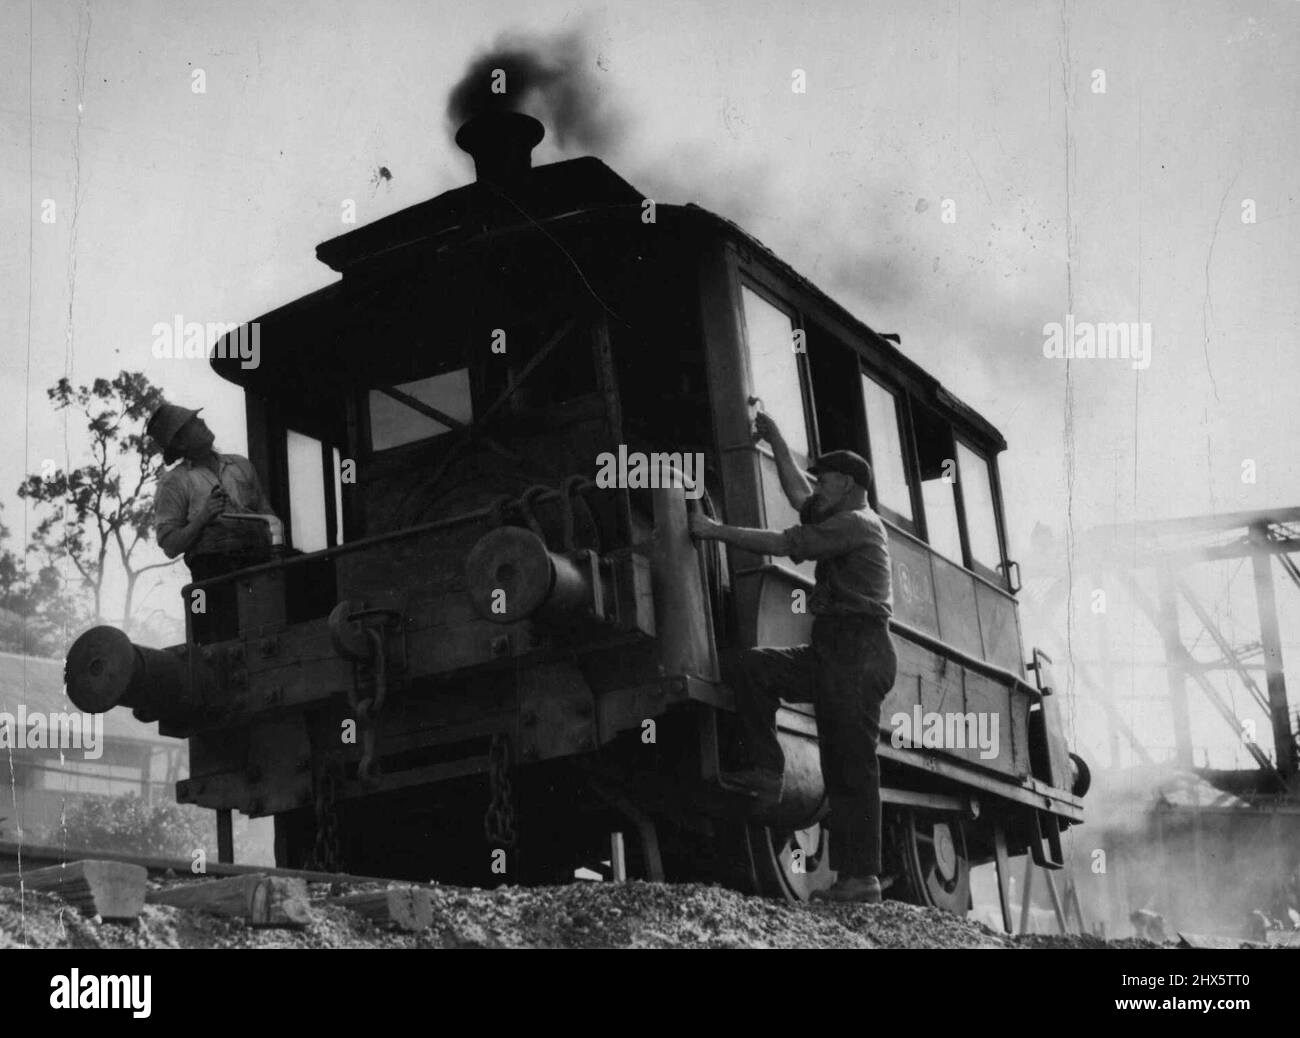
xmin=808 ymin=449 xmax=873 ymax=490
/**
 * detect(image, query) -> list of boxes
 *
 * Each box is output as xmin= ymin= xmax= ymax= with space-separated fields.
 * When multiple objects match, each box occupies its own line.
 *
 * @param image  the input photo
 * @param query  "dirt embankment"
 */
xmin=0 ymin=880 xmax=1172 ymax=950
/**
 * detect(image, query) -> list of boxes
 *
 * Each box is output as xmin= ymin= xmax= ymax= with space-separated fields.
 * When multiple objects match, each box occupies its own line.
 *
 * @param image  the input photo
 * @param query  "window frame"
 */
xmin=953 ymin=434 xmax=1009 ymax=586
xmin=284 ymin=426 xmax=345 ymax=551
xmin=364 ymin=367 xmax=476 ymax=455
xmin=858 ymin=364 xmax=1012 ymax=590
xmin=733 ymin=273 xmax=819 ymax=582
xmin=736 ymin=276 xmax=816 ymax=465
xmin=859 ymin=366 xmax=921 ymax=536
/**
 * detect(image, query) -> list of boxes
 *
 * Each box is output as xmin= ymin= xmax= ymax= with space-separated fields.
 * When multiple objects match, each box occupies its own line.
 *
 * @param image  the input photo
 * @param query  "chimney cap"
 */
xmin=455 ymin=111 xmax=545 ymax=183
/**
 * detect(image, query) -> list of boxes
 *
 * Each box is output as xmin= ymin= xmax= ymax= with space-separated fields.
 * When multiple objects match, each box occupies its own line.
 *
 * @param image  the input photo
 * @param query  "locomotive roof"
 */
xmin=212 ymin=155 xmax=1006 ymax=451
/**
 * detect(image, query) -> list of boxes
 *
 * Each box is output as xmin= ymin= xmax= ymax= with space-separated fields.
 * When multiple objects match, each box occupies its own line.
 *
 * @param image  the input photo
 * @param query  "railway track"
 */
xmin=0 ymin=838 xmax=446 ymax=933
xmin=0 ymin=838 xmax=412 ymax=887
xmin=5 ymin=839 xmax=1277 ymax=949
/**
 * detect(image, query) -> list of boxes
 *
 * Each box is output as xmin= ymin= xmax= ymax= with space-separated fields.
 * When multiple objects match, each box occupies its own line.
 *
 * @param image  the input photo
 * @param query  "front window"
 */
xmin=369 ymin=368 xmax=473 ymax=451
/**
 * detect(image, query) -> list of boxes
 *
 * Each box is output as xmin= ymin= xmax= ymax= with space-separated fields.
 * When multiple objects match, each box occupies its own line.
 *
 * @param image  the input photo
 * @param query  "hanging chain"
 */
xmin=314 ymin=605 xmax=403 ymax=874
xmin=484 ymin=731 xmax=518 ymax=847
xmin=347 ymin=626 xmax=390 ymax=785
xmin=310 ymin=766 xmax=342 ymax=873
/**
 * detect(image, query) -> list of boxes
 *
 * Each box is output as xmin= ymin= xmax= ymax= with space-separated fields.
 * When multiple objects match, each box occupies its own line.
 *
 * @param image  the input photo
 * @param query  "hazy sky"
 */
xmin=3 ymin=0 xmax=1298 ymax=722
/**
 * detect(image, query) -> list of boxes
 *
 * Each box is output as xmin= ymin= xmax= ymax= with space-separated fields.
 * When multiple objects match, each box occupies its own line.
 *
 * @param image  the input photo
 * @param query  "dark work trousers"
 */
xmin=724 ymin=614 xmax=898 ymax=876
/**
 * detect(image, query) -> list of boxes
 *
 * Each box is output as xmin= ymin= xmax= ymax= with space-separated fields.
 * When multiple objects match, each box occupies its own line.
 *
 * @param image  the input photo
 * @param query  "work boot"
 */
xmin=720 ymin=766 xmax=783 ymax=806
xmin=811 ymin=874 xmax=883 ymax=904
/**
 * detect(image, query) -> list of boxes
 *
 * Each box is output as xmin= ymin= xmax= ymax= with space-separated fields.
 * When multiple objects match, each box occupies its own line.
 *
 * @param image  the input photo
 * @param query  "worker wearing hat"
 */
xmin=147 ymin=402 xmax=279 ymax=581
xmin=689 ymin=411 xmax=895 ymax=903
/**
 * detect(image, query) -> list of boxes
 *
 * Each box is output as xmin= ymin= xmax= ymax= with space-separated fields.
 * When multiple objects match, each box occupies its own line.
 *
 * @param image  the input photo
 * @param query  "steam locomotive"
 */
xmin=66 ymin=110 xmax=1087 ymax=910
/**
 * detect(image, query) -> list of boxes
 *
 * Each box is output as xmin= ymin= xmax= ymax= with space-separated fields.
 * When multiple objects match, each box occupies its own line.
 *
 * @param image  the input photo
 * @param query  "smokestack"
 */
xmin=455 ymin=110 xmax=545 ymax=185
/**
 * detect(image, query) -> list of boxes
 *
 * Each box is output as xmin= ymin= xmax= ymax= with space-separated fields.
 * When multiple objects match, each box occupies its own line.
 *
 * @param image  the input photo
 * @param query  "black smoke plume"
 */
xmin=446 ymin=29 xmax=623 ymax=152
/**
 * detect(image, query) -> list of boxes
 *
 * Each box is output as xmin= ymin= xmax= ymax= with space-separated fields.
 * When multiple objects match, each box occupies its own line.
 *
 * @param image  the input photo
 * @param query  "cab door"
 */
xmin=698 ymin=239 xmax=823 ymax=649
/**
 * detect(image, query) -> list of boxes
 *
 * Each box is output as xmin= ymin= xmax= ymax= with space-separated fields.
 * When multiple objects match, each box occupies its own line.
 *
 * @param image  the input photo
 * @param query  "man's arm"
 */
xmin=782 ymin=511 xmax=874 ymax=563
xmin=239 ymin=457 xmax=277 ymax=516
xmin=156 ymin=480 xmax=225 ymax=559
xmin=688 ymin=512 xmax=786 ymax=555
xmin=754 ymin=412 xmax=813 ymax=512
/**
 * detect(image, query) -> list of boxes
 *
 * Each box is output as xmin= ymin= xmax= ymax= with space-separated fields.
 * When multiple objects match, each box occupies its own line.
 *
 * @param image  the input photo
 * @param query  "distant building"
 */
xmin=0 ymin=649 xmax=187 ymax=842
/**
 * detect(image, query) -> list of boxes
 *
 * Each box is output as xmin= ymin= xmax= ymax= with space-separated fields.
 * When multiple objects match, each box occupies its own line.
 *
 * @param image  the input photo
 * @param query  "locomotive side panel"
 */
xmin=697 ymin=218 xmax=1080 ymax=828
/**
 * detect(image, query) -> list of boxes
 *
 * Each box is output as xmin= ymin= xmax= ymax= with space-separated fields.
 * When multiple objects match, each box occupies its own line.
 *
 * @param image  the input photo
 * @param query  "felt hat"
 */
xmin=145 ymin=403 xmax=201 ymax=465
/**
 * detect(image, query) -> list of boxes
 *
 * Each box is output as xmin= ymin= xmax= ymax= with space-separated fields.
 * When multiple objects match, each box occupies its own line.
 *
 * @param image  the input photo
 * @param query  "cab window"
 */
xmin=912 ymin=403 xmax=963 ymax=563
xmin=956 ymin=441 xmax=1002 ymax=575
xmin=741 ymin=286 xmax=808 ymax=460
xmin=369 ymin=368 xmax=472 ymax=451
xmin=286 ymin=431 xmax=345 ymax=550
xmin=861 ymin=373 xmax=913 ymax=525
xmin=739 ymin=283 xmax=813 ymax=575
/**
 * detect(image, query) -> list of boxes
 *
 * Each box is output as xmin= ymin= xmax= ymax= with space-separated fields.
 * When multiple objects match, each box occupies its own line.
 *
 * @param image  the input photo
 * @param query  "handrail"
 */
xmin=183 ymin=506 xmax=495 ymax=592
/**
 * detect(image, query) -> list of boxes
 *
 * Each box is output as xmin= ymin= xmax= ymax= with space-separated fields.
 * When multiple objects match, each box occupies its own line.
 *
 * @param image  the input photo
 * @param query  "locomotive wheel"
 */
xmin=889 ymin=808 xmax=971 ymax=913
xmin=747 ymin=821 xmax=837 ymax=901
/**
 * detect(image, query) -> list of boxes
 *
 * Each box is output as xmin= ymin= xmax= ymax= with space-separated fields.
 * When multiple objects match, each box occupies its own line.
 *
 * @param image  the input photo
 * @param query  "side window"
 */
xmin=956 ymin=441 xmax=1002 ymax=575
xmin=328 ymin=446 xmax=344 ymax=545
xmin=739 ymin=284 xmax=813 ymax=576
xmin=741 ymin=286 xmax=808 ymax=459
xmin=369 ymin=369 xmax=472 ymax=451
xmin=286 ymin=430 xmax=343 ymax=552
xmin=912 ymin=405 xmax=963 ymax=563
xmin=861 ymin=374 xmax=913 ymax=524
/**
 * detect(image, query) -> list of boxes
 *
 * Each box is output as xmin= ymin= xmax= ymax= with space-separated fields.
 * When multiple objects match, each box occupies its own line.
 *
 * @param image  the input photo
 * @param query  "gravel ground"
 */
xmin=0 ymin=880 xmax=1175 ymax=949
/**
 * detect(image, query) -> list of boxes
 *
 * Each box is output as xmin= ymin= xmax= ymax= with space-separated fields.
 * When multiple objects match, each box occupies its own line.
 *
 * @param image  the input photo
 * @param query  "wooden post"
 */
xmin=1066 ymin=878 xmax=1087 ymax=932
xmin=992 ymin=822 xmax=1013 ymax=934
xmin=1043 ymin=869 xmax=1069 ymax=933
xmin=1018 ymin=856 xmax=1036 ymax=934
xmin=610 ymin=832 xmax=627 ymax=882
xmin=1091 ymin=570 xmax=1122 ymax=769
xmin=1156 ymin=565 xmax=1194 ymax=768
xmin=217 ymin=809 xmax=234 ymax=864
xmin=1249 ymin=524 xmax=1298 ymax=779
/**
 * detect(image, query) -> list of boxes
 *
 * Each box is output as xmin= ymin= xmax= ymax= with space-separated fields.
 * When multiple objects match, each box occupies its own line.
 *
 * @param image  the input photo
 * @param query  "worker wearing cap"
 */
xmin=147 ymin=402 xmax=278 ymax=581
xmin=689 ymin=411 xmax=895 ymax=903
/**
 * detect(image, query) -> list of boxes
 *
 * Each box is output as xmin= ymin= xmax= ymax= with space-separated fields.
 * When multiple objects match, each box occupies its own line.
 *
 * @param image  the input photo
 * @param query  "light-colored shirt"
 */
xmin=154 ymin=453 xmax=275 ymax=561
xmin=781 ymin=502 xmax=893 ymax=620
